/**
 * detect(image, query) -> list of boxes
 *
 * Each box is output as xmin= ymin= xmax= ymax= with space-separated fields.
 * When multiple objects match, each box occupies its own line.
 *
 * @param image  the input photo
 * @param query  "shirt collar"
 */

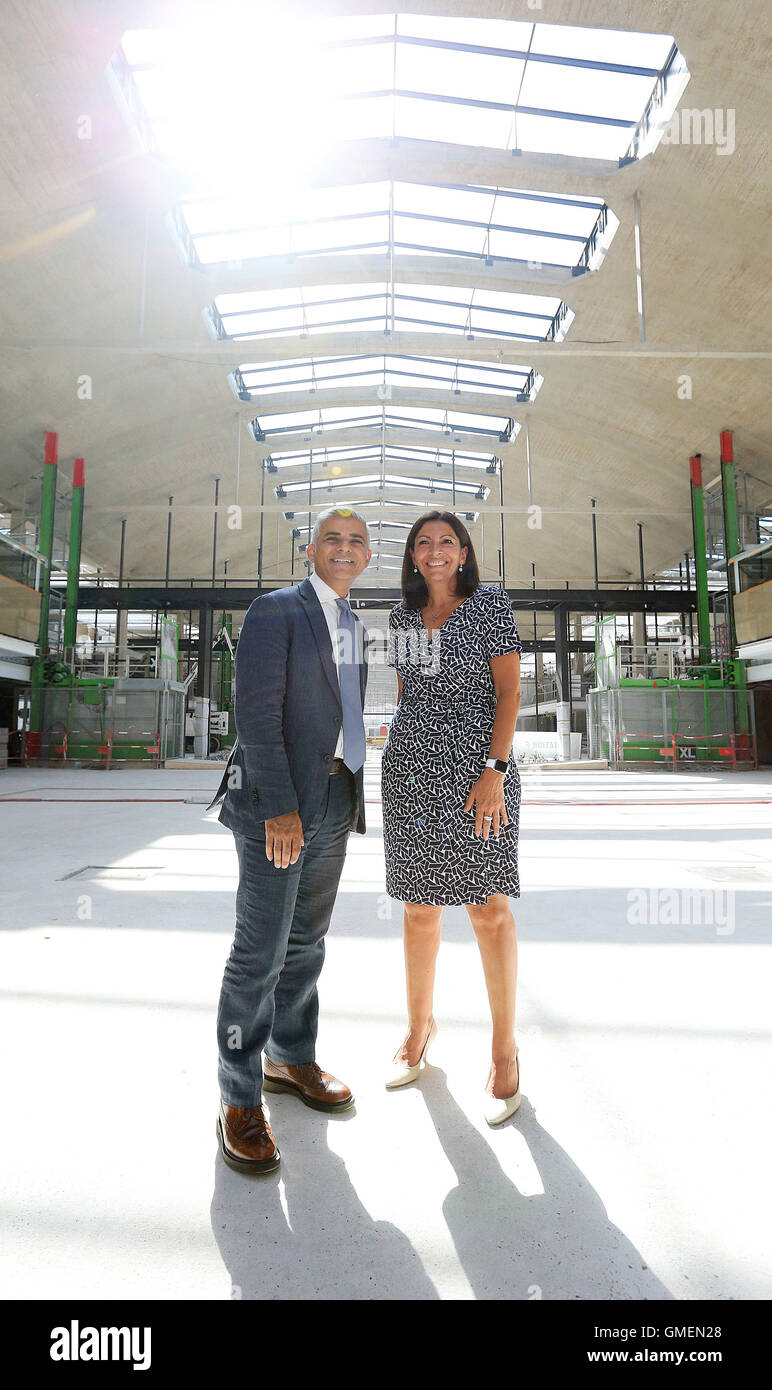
xmin=309 ymin=568 xmax=348 ymax=607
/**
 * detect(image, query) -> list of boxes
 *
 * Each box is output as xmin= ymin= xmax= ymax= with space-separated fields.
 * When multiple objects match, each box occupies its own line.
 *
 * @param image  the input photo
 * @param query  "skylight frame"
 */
xmin=275 ymin=472 xmax=488 ymax=499
xmin=232 ymin=353 xmax=541 ymax=404
xmin=282 ymin=499 xmax=480 ymax=523
xmin=250 ymin=407 xmax=516 ymax=445
xmin=113 ymin=18 xmax=688 ymax=173
xmin=178 ymin=179 xmax=614 ymax=273
xmin=262 ymin=444 xmax=500 ymax=475
xmin=213 ymin=283 xmax=572 ymax=346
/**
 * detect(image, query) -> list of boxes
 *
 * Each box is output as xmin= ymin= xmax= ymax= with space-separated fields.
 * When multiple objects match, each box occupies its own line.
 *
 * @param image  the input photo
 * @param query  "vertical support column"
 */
xmin=165 ymin=495 xmax=173 ymax=589
xmin=220 ymin=611 xmax=233 ymax=717
xmin=719 ymin=428 xmax=749 ymax=730
xmin=636 ymin=520 xmax=648 ymax=658
xmin=258 ymin=460 xmax=266 ymax=590
xmin=554 ymin=605 xmax=571 ymax=759
xmin=572 ymin=615 xmax=583 ymax=675
xmin=684 ymin=551 xmax=694 ymax=656
xmin=590 ymin=497 xmax=600 ymax=621
xmin=196 ymin=604 xmax=213 ymax=701
xmin=115 ymin=518 xmax=127 ymax=667
xmin=36 ymin=432 xmax=58 ymax=656
xmin=531 ymin=562 xmax=539 ymax=725
xmin=633 ymin=189 xmax=646 ymax=343
xmin=63 ymin=458 xmax=85 ymax=655
xmin=92 ymin=569 xmax=101 ymax=662
xmin=719 ymin=428 xmax=739 ymax=655
xmin=689 ymin=454 xmax=712 ymax=665
xmin=498 ymin=459 xmax=506 ymax=589
xmin=211 ymin=477 xmax=220 ymax=585
xmin=30 ymin=432 xmax=59 ymax=733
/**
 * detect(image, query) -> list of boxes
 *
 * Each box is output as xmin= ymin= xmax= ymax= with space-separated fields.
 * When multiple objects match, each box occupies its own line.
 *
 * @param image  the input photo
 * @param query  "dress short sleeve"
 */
xmin=483 ymin=588 xmax=523 ymax=660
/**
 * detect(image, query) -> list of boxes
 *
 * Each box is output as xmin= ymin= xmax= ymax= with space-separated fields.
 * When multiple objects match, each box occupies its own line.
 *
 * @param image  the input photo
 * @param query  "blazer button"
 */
xmin=323 ymin=754 xmax=331 ymax=763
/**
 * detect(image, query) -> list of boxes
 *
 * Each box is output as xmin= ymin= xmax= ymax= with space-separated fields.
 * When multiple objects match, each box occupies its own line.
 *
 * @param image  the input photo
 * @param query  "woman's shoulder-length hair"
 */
xmin=400 ymin=510 xmax=481 ymax=610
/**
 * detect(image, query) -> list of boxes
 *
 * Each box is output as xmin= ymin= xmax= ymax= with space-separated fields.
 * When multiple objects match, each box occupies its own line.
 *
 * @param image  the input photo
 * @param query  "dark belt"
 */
xmin=328 ymin=757 xmax=349 ymax=776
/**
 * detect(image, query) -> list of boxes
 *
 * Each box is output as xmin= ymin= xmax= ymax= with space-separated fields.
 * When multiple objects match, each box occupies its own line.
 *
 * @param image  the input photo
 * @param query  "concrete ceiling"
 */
xmin=0 ymin=0 xmax=770 ymax=613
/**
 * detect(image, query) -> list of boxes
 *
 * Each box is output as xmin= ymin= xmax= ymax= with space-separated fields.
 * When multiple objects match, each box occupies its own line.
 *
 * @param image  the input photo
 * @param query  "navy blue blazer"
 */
xmin=210 ymin=576 xmax=369 ymax=838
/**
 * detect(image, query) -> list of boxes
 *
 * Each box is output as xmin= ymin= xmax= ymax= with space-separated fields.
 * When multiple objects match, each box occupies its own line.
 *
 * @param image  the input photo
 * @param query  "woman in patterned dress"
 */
xmin=381 ymin=511 xmax=524 ymax=1124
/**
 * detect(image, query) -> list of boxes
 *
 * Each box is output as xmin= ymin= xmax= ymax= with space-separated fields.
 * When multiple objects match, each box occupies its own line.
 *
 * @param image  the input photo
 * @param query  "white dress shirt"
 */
xmin=308 ymin=568 xmax=354 ymax=760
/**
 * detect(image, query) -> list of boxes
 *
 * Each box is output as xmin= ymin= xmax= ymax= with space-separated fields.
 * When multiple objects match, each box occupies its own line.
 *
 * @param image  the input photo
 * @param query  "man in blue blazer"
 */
xmin=210 ymin=507 xmax=372 ymax=1174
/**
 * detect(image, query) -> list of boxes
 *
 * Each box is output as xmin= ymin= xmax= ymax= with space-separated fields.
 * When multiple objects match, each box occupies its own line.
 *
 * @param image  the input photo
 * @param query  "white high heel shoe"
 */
xmin=483 ymin=1046 xmax=521 ymax=1126
xmin=385 ymin=1018 xmax=438 ymax=1089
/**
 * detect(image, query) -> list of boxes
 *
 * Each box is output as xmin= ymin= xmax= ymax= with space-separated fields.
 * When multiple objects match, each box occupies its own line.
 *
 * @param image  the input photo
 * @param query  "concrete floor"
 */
xmin=1 ymin=757 xmax=770 ymax=1301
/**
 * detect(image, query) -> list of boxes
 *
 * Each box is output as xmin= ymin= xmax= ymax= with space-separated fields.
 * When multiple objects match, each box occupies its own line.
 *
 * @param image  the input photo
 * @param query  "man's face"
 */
xmin=307 ymin=513 xmax=372 ymax=594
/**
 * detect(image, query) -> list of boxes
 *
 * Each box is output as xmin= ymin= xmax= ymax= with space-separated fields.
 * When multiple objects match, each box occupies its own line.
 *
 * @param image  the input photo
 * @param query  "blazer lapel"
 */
xmin=298 ymin=577 xmax=342 ymax=706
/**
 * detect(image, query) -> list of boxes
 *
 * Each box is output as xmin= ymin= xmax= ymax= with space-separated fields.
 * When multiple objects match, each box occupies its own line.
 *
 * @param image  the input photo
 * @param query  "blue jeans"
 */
xmin=217 ymin=767 xmax=356 ymax=1107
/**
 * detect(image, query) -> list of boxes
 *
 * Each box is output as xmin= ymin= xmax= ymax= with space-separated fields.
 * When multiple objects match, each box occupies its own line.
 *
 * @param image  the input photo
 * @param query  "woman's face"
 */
xmin=410 ymin=521 xmax=468 ymax=582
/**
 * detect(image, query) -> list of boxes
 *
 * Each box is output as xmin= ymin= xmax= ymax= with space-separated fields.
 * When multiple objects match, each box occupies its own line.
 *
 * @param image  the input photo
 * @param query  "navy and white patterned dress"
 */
xmin=382 ymin=584 xmax=523 ymax=906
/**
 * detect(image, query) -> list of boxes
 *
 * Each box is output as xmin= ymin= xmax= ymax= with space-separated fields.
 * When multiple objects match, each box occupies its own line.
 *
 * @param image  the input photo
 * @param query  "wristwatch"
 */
xmin=485 ymin=757 xmax=508 ymax=773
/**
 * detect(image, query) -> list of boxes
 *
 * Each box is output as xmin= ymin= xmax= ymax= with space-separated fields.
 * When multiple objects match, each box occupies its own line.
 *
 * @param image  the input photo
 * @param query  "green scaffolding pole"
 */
xmin=689 ymin=453 xmax=712 ymax=666
xmin=62 ymin=459 xmax=85 ymax=654
xmin=720 ymin=429 xmax=750 ymax=737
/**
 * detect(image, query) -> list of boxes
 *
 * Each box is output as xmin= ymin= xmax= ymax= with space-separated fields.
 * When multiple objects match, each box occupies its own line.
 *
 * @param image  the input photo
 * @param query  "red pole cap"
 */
xmin=720 ymin=429 xmax=733 ymax=464
xmin=44 ymin=432 xmax=58 ymax=465
xmin=73 ymin=458 xmax=85 ymax=489
xmin=689 ymin=453 xmax=702 ymax=486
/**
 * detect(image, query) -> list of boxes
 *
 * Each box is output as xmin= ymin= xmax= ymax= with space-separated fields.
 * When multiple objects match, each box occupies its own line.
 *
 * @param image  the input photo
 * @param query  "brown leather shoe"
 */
xmin=262 ymin=1059 xmax=354 ymax=1112
xmin=217 ymin=1100 xmax=280 ymax=1174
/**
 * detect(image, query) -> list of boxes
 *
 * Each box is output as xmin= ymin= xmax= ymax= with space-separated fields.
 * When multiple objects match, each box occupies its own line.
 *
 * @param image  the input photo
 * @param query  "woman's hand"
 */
xmin=463 ymin=767 xmax=509 ymax=839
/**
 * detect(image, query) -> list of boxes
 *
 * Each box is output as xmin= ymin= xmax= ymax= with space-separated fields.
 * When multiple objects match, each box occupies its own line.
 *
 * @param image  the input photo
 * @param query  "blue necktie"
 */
xmin=334 ymin=598 xmax=366 ymax=773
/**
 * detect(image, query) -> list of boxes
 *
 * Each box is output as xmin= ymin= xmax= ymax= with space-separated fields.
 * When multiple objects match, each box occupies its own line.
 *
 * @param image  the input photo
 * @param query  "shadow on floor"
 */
xmin=211 ymin=1069 xmax=671 ymax=1301
xmin=419 ymin=1066 xmax=672 ymax=1301
xmin=210 ymin=1107 xmax=438 ymax=1301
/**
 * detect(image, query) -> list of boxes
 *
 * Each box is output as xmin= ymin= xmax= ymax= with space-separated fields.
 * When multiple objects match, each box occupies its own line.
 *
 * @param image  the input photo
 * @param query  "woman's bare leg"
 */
xmin=465 ymin=894 xmax=519 ymax=1098
xmin=397 ymin=901 xmax=443 ymax=1065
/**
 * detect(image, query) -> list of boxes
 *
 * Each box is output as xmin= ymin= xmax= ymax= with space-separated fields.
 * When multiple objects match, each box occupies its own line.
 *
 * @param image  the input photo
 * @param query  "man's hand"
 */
xmin=265 ymin=812 xmax=305 ymax=868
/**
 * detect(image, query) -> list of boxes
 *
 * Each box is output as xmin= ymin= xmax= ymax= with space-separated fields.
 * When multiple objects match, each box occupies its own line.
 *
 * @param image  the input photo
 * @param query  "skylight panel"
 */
xmin=117 ymin=14 xmax=688 ymax=180
xmin=530 ymin=23 xmax=673 ymax=70
xmin=267 ymin=446 xmax=497 ymax=475
xmin=387 ymin=408 xmax=509 ymax=434
xmin=261 ymin=407 xmax=378 ymax=433
xmin=256 ymin=413 xmax=509 ymax=446
xmin=306 ymin=14 xmax=393 ymax=43
xmin=182 ymin=179 xmax=613 ymax=271
xmin=489 ymin=187 xmax=603 ymax=237
xmin=397 ymin=182 xmax=494 ymax=222
xmin=290 ymin=214 xmax=388 ymax=255
xmin=514 ymin=113 xmax=633 ymax=161
xmin=395 ymin=213 xmax=485 ymax=258
xmin=323 ymin=39 xmax=393 ymax=92
xmin=395 ymin=40 xmax=524 ymax=106
xmin=393 ymin=95 xmax=512 ymax=148
xmin=519 ymin=61 xmax=656 ymax=126
xmin=215 ymin=283 xmax=566 ymax=345
xmin=397 ymin=15 xmax=534 ymax=48
xmin=330 ymin=95 xmax=394 ymax=142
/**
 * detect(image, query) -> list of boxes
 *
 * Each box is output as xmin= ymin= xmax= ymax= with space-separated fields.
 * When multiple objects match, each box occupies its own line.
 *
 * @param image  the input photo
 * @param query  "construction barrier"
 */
xmin=52 ymin=728 xmax=161 ymax=769
xmin=617 ymin=731 xmax=758 ymax=770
